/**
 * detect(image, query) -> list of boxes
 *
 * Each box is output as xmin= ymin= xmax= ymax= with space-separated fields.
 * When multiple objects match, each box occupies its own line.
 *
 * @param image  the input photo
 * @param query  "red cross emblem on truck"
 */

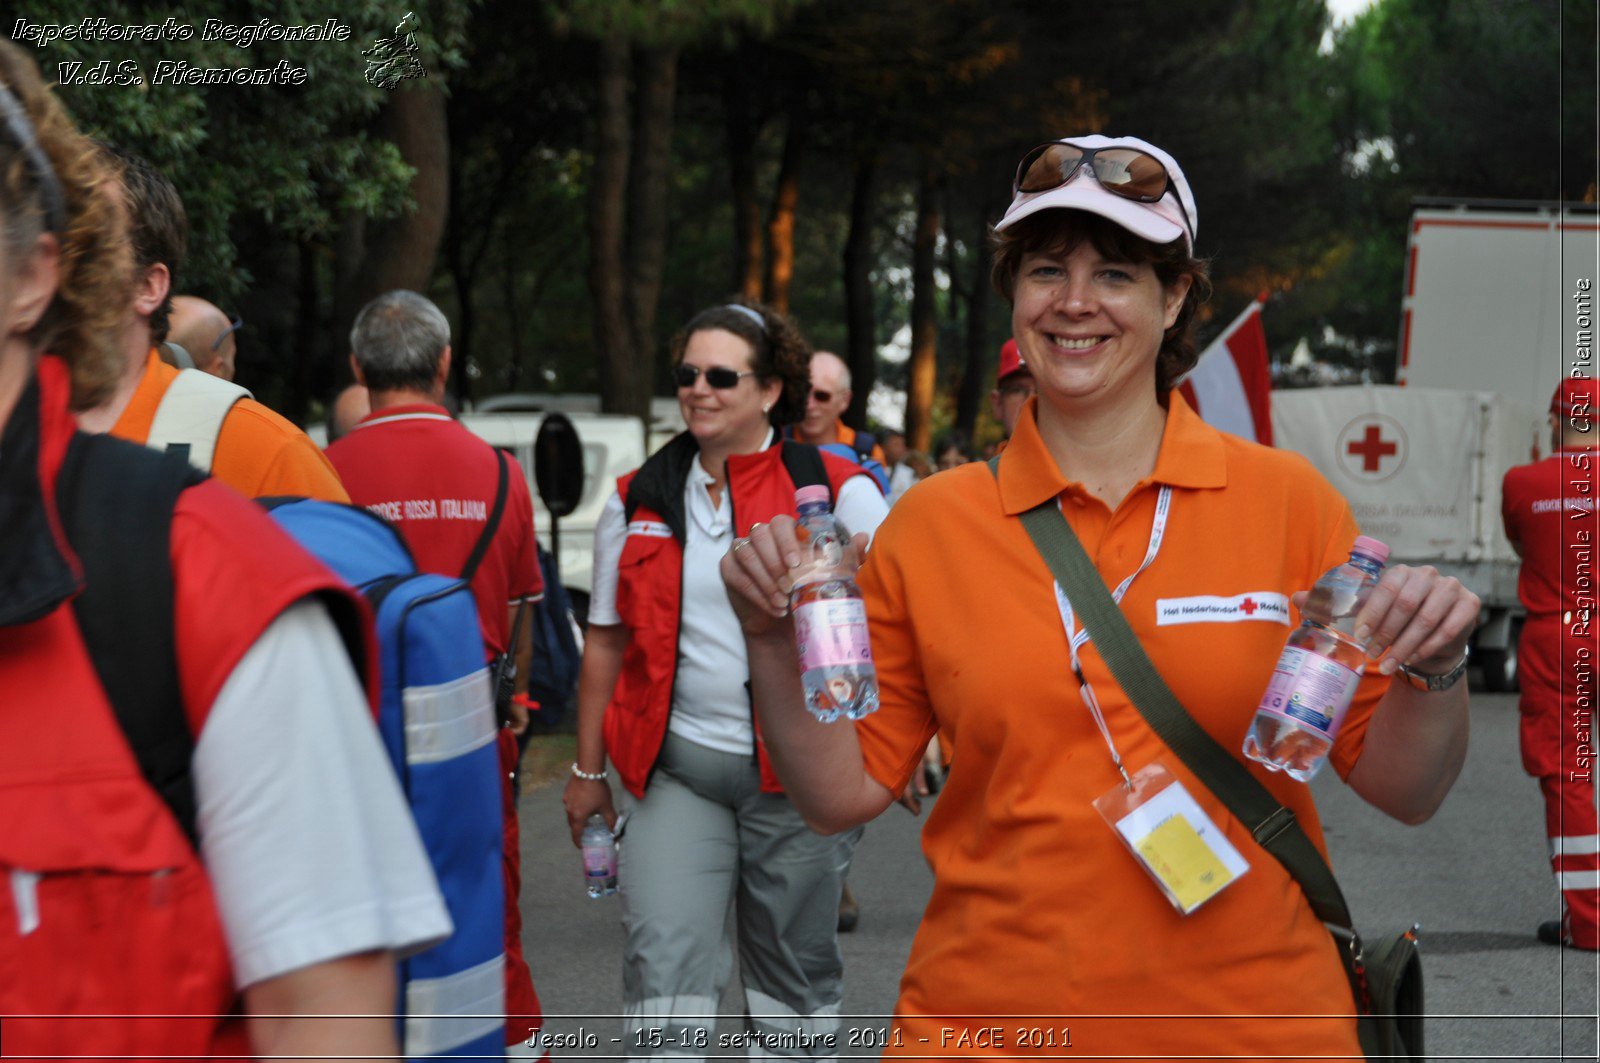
xmin=1346 ymin=425 xmax=1398 ymax=472
xmin=1336 ymin=414 xmax=1408 ymax=482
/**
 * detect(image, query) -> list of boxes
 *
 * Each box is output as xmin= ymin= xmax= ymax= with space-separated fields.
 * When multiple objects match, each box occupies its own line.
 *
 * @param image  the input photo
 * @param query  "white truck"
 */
xmin=1272 ymin=199 xmax=1598 ymax=690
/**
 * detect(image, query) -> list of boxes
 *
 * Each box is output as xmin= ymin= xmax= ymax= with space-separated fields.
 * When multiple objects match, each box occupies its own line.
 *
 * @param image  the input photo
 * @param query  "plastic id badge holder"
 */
xmin=1093 ymin=762 xmax=1250 ymax=915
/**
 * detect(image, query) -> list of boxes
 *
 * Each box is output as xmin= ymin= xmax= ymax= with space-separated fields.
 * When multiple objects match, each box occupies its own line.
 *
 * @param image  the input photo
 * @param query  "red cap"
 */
xmin=1552 ymin=377 xmax=1600 ymax=417
xmin=997 ymin=339 xmax=1027 ymax=384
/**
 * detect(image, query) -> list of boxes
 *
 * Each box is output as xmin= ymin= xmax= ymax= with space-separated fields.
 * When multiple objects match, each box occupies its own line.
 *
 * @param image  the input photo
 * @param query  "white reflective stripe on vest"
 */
xmin=1557 ymin=870 xmax=1600 ymax=890
xmin=1550 ymin=834 xmax=1600 ymax=857
xmin=404 ymin=668 xmax=496 ymax=765
xmin=144 ymin=368 xmax=252 ymax=474
xmin=404 ymin=952 xmax=505 ymax=1054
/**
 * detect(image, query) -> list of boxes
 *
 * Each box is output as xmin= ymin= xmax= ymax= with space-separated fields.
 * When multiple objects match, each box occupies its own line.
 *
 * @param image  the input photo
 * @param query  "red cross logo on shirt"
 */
xmin=1239 ymin=597 xmax=1258 ymax=615
xmin=1346 ymin=425 xmax=1399 ymax=472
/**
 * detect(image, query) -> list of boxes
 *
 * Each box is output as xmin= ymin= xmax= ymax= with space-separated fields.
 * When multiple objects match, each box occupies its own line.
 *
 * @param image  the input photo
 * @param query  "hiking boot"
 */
xmin=837 ymin=883 xmax=859 ymax=933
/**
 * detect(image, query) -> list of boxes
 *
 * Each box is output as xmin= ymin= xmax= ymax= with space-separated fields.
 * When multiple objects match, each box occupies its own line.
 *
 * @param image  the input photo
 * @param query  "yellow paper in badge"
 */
xmin=1134 ymin=815 xmax=1236 ymax=912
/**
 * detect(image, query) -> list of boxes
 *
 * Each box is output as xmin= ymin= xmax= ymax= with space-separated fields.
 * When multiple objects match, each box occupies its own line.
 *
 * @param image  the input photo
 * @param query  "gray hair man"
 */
xmin=328 ymin=289 xmax=546 ymax=1047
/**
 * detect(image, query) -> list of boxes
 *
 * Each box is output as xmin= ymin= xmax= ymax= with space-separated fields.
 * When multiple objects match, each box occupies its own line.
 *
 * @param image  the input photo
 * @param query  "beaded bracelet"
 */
xmin=570 ymin=763 xmax=609 ymax=782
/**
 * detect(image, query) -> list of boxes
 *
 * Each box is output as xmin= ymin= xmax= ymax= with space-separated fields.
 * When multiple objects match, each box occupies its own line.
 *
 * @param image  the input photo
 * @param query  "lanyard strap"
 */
xmin=1052 ymin=485 xmax=1172 ymax=786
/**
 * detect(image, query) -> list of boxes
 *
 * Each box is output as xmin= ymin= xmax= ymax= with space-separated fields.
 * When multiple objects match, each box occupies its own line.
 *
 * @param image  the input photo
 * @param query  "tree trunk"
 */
xmin=842 ymin=152 xmax=878 ymax=429
xmin=289 ymin=239 xmax=319 ymax=425
xmin=589 ymin=34 xmax=639 ymax=419
xmin=954 ymin=198 xmax=990 ymax=439
xmin=347 ymin=85 xmax=453 ymax=393
xmin=905 ymin=169 xmax=941 ymax=454
xmin=724 ymin=60 xmax=763 ymax=300
xmin=763 ymin=99 xmax=808 ymax=314
xmin=444 ymin=152 xmax=475 ymax=405
xmin=623 ymin=45 xmax=678 ymax=416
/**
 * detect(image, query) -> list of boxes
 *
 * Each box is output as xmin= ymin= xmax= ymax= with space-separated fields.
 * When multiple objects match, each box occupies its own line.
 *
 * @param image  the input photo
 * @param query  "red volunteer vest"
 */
xmin=0 ymin=357 xmax=365 ymax=1056
xmin=603 ymin=442 xmax=866 ymax=798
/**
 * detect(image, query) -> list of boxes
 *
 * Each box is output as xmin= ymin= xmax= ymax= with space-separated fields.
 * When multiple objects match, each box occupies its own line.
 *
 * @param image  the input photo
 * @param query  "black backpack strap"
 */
xmin=461 ymin=448 xmax=510 ymax=582
xmin=780 ymin=441 xmax=832 ymax=506
xmin=851 ymin=430 xmax=877 ymax=460
xmin=56 ymin=433 xmax=205 ymax=850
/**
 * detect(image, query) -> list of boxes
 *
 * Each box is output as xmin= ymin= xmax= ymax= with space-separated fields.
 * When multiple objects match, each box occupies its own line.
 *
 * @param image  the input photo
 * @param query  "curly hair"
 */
xmin=666 ymin=300 xmax=812 ymax=427
xmin=990 ymin=210 xmax=1212 ymax=395
xmin=0 ymin=39 xmax=131 ymax=409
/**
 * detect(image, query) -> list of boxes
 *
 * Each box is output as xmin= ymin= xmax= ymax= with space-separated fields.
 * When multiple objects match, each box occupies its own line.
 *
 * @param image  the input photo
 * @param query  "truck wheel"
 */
xmin=1477 ymin=619 xmax=1521 ymax=693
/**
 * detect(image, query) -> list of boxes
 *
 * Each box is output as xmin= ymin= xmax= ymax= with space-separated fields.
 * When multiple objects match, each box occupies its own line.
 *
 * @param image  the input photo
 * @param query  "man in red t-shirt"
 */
xmin=1502 ymin=377 xmax=1600 ymax=951
xmin=326 ymin=289 xmax=548 ymax=1048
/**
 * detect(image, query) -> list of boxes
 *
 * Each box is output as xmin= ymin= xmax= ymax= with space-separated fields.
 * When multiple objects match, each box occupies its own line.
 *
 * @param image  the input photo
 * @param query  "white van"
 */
xmin=458 ymin=409 xmax=660 ymax=617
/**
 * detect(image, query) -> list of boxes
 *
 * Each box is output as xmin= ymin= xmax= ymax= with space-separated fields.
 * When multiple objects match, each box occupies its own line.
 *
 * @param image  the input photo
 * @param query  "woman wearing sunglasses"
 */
xmin=724 ymin=135 xmax=1476 ymax=1055
xmin=562 ymin=301 xmax=888 ymax=1053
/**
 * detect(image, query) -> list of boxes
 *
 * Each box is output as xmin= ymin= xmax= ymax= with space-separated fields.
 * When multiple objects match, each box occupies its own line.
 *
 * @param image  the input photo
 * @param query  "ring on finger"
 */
xmin=732 ymin=537 xmax=751 ymax=554
xmin=750 ymin=521 xmax=767 ymax=534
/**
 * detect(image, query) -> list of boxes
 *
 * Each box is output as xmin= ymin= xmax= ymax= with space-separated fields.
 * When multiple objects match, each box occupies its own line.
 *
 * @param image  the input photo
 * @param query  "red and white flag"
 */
xmin=1177 ymin=296 xmax=1273 ymax=445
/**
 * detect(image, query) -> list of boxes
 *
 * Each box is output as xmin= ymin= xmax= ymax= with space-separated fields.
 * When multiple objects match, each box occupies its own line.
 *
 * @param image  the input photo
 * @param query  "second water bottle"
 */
xmin=1242 ymin=535 xmax=1390 ymax=781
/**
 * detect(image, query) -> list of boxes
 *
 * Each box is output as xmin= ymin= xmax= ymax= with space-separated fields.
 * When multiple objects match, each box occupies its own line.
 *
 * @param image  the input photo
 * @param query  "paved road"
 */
xmin=517 ymin=691 xmax=1597 ymax=1060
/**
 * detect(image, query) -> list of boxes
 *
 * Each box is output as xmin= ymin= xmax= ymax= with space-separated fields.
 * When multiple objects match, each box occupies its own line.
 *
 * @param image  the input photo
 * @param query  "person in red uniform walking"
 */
xmin=326 ymin=288 xmax=549 ymax=1051
xmin=0 ymin=39 xmax=448 ymax=1057
xmin=1502 ymin=376 xmax=1600 ymax=950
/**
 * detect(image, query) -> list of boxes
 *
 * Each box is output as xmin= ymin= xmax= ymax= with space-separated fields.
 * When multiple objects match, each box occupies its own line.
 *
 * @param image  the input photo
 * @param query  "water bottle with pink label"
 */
xmin=1242 ymin=535 xmax=1390 ymax=781
xmin=789 ymin=485 xmax=879 ymax=722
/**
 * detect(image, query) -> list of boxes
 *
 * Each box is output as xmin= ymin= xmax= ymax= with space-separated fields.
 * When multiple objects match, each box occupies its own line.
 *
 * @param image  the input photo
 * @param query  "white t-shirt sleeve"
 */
xmin=586 ymin=491 xmax=628 ymax=626
xmin=193 ymin=599 xmax=453 ymax=989
xmin=835 ymin=475 xmax=891 ymax=547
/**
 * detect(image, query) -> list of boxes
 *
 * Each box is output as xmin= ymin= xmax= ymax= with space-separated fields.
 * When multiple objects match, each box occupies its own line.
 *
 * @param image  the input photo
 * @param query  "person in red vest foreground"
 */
xmin=0 ymin=39 xmax=449 ymax=1057
xmin=325 ymin=290 xmax=550 ymax=1052
xmin=1501 ymin=377 xmax=1600 ymax=951
xmin=721 ymin=134 xmax=1478 ymax=1056
xmin=991 ymin=338 xmax=1037 ymax=438
xmin=563 ymin=301 xmax=888 ymax=1053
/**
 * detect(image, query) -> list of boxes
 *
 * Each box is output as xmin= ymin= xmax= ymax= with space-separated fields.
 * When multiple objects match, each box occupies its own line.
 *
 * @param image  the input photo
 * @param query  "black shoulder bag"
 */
xmin=463 ymin=449 xmax=522 ymax=720
xmin=988 ymin=457 xmax=1423 ymax=1061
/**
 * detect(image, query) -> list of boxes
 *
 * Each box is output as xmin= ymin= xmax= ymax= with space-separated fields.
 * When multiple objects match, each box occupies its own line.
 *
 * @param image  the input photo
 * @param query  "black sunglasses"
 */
xmin=809 ymin=388 xmax=834 ymax=405
xmin=1013 ymin=142 xmax=1193 ymax=244
xmin=673 ymin=364 xmax=755 ymax=389
xmin=211 ymin=315 xmax=243 ymax=352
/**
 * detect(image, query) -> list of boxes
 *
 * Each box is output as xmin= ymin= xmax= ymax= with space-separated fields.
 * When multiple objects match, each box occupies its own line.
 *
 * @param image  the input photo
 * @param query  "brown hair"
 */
xmin=0 ymin=39 xmax=131 ymax=409
xmin=666 ymin=301 xmax=812 ymax=426
xmin=991 ymin=210 xmax=1212 ymax=394
xmin=101 ymin=144 xmax=186 ymax=345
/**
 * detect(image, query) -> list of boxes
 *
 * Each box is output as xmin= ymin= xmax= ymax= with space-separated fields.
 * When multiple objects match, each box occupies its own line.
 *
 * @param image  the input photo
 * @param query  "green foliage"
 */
xmin=32 ymin=0 xmax=472 ymax=298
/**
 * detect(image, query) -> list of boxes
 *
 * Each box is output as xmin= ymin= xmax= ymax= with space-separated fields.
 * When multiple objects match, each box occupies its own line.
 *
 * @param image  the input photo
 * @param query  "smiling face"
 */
xmin=677 ymin=327 xmax=783 ymax=453
xmin=1011 ymin=240 xmax=1190 ymax=418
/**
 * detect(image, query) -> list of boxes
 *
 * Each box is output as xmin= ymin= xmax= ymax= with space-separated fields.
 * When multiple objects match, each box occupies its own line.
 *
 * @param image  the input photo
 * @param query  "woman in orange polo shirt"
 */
xmin=723 ymin=136 xmax=1478 ymax=1058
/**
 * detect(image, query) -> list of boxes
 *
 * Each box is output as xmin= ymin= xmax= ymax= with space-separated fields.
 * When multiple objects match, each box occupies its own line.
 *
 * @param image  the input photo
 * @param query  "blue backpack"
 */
xmin=262 ymin=498 xmax=506 ymax=1059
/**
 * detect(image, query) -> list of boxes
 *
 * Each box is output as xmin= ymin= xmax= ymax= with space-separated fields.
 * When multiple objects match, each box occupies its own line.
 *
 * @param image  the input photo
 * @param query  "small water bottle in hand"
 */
xmin=1243 ymin=535 xmax=1390 ymax=781
xmin=789 ymin=485 xmax=880 ymax=722
xmin=580 ymin=814 xmax=618 ymax=898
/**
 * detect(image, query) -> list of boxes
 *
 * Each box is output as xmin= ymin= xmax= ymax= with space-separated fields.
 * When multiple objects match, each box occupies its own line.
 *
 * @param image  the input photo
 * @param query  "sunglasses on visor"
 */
xmin=673 ymin=364 xmax=755 ymax=389
xmin=1013 ymin=142 xmax=1193 ymax=243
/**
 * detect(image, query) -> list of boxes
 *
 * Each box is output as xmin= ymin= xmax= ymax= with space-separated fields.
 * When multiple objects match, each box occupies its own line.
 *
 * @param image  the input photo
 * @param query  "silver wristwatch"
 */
xmin=1397 ymin=647 xmax=1470 ymax=692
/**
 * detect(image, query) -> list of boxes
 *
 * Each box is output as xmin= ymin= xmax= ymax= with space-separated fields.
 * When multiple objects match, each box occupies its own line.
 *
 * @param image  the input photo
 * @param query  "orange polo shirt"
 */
xmin=855 ymin=394 xmax=1380 ymax=1059
xmin=111 ymin=351 xmax=347 ymax=503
